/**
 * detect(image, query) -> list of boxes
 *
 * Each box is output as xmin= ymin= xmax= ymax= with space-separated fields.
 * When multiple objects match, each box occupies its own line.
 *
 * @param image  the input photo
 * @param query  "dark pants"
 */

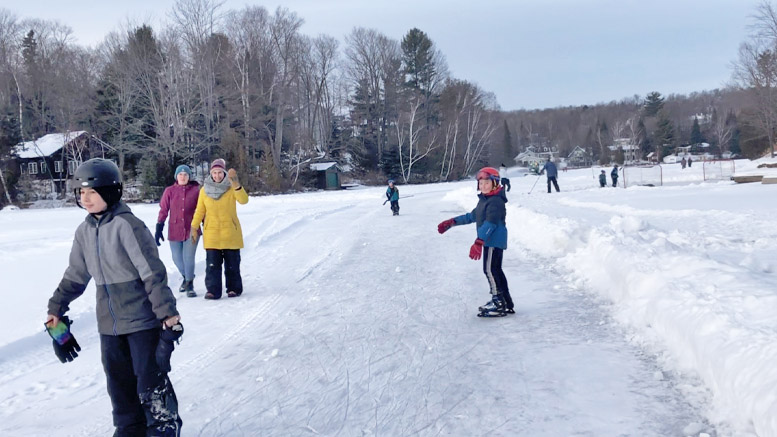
xmin=612 ymin=176 xmax=618 ymax=187
xmin=547 ymin=176 xmax=560 ymax=193
xmin=390 ymin=200 xmax=399 ymax=215
xmin=482 ymin=247 xmax=513 ymax=309
xmin=205 ymin=249 xmax=242 ymax=297
xmin=101 ymin=328 xmax=182 ymax=436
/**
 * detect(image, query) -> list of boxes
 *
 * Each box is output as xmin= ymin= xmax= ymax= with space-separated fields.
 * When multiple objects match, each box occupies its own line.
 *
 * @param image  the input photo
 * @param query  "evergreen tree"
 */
xmin=655 ymin=111 xmax=675 ymax=157
xmin=690 ymin=117 xmax=705 ymax=143
xmin=21 ymin=30 xmax=37 ymax=70
xmin=502 ymin=120 xmax=513 ymax=165
xmin=638 ymin=118 xmax=652 ymax=157
xmin=726 ymin=111 xmax=741 ymax=155
xmin=643 ymin=91 xmax=664 ymax=117
xmin=400 ymin=28 xmax=441 ymax=128
xmin=379 ymin=145 xmax=402 ymax=180
xmin=401 ymin=28 xmax=435 ymax=93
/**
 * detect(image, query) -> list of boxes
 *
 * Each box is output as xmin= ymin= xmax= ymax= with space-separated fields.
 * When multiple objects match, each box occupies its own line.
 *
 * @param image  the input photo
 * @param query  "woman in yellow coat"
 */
xmin=191 ymin=158 xmax=249 ymax=299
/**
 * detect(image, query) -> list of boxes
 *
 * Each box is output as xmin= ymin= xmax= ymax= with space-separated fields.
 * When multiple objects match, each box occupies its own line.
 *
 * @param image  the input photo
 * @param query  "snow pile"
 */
xmin=444 ymin=162 xmax=777 ymax=435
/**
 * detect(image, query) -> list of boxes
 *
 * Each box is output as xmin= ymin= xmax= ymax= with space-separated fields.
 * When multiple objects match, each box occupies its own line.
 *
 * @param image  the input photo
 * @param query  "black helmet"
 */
xmin=73 ymin=158 xmax=123 ymax=208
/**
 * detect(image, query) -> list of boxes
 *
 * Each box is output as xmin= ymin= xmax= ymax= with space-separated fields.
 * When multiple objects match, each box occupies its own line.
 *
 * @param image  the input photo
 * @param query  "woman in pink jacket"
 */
xmin=156 ymin=164 xmax=200 ymax=297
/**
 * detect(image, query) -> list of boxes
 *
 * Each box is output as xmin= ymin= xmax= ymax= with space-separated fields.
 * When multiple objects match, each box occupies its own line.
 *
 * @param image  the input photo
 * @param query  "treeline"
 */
xmin=0 ymin=0 xmax=775 ymax=206
xmin=504 ymin=88 xmax=753 ymax=164
xmin=0 ymin=1 xmax=499 ymax=200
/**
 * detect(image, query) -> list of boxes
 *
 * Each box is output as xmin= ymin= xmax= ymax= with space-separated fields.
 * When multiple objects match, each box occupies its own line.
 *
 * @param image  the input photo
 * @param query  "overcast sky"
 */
xmin=4 ymin=0 xmax=759 ymax=111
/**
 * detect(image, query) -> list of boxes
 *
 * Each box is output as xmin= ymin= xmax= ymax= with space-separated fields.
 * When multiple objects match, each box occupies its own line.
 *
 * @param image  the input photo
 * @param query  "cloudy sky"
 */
xmin=4 ymin=0 xmax=759 ymax=111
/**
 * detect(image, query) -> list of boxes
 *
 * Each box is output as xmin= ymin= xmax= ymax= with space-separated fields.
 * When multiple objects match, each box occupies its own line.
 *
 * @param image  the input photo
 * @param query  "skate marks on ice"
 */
xmin=496 ymin=258 xmax=715 ymax=436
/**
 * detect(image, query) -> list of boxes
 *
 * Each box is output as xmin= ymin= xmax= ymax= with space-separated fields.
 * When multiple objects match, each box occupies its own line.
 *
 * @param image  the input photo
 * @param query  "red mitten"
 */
xmin=437 ymin=218 xmax=455 ymax=234
xmin=469 ymin=238 xmax=484 ymax=260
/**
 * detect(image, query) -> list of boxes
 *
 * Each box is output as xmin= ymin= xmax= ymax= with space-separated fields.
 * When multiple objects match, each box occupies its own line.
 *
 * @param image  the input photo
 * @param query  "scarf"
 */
xmin=203 ymin=175 xmax=232 ymax=200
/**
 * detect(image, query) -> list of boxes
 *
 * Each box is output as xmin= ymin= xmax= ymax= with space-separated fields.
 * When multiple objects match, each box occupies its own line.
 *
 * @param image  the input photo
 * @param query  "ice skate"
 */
xmin=477 ymin=295 xmax=507 ymax=317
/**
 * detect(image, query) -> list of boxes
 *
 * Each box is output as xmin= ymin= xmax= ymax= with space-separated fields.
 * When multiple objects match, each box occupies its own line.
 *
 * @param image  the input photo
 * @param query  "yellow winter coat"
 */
xmin=191 ymin=186 xmax=249 ymax=249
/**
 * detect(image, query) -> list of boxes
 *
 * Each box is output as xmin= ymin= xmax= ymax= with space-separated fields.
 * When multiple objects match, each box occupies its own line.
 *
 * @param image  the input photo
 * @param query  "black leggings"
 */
xmin=482 ymin=247 xmax=513 ymax=309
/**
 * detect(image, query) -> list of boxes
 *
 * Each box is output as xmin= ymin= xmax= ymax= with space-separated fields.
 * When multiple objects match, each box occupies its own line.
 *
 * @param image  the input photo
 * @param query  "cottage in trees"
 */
xmin=14 ymin=131 xmax=114 ymax=196
xmin=609 ymin=138 xmax=640 ymax=164
xmin=514 ymin=146 xmax=556 ymax=166
xmin=566 ymin=146 xmax=591 ymax=168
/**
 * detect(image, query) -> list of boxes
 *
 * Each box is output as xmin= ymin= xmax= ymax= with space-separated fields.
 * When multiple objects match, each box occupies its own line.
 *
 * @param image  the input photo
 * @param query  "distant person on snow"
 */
xmin=45 ymin=158 xmax=183 ymax=436
xmin=156 ymin=164 xmax=200 ymax=298
xmin=688 ymin=156 xmax=693 ymax=167
xmin=539 ymin=157 xmax=560 ymax=193
xmin=437 ymin=166 xmax=514 ymax=317
xmin=191 ymin=158 xmax=249 ymax=299
xmin=386 ymin=179 xmax=400 ymax=216
xmin=499 ymin=163 xmax=511 ymax=192
xmin=599 ymin=170 xmax=607 ymax=188
xmin=681 ymin=157 xmax=687 ymax=169
xmin=611 ymin=164 xmax=619 ymax=187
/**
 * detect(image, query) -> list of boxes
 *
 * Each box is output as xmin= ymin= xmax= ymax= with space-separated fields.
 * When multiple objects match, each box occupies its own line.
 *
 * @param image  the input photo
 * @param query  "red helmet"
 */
xmin=476 ymin=167 xmax=500 ymax=183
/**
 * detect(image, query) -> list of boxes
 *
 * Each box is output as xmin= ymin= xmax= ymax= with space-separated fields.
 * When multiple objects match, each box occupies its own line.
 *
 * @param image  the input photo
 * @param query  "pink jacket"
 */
xmin=157 ymin=181 xmax=200 ymax=241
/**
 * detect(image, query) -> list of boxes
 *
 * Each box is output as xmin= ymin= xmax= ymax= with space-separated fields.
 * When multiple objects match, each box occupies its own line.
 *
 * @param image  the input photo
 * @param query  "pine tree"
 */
xmin=690 ymin=117 xmax=705 ymax=144
xmin=502 ymin=120 xmax=513 ymax=165
xmin=643 ymin=92 xmax=664 ymax=117
xmin=638 ymin=118 xmax=652 ymax=157
xmin=726 ymin=111 xmax=741 ymax=155
xmin=401 ymin=28 xmax=435 ymax=93
xmin=380 ymin=145 xmax=402 ymax=180
xmin=655 ymin=111 xmax=675 ymax=157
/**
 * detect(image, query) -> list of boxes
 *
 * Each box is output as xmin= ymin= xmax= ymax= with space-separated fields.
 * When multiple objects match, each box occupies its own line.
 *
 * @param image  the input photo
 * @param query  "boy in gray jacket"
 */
xmin=45 ymin=159 xmax=183 ymax=437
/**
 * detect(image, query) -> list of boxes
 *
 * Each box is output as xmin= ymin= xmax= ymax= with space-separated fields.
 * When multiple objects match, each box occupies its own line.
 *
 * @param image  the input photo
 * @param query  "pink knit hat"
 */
xmin=210 ymin=158 xmax=226 ymax=171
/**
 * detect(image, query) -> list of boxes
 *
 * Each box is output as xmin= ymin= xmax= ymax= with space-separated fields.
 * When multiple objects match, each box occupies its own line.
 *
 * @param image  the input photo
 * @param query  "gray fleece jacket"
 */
xmin=48 ymin=202 xmax=179 ymax=336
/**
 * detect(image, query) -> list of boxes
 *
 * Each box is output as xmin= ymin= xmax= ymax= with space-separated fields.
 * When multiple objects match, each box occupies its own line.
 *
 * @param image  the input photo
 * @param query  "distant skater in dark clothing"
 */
xmin=599 ymin=170 xmax=607 ymax=187
xmin=539 ymin=157 xmax=560 ymax=193
xmin=386 ymin=179 xmax=400 ymax=216
xmin=611 ymin=165 xmax=619 ymax=187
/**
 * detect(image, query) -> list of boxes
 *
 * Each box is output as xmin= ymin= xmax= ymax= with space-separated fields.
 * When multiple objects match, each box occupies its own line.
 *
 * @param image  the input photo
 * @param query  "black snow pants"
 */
xmin=101 ymin=328 xmax=182 ymax=436
xmin=205 ymin=249 xmax=242 ymax=298
xmin=482 ymin=247 xmax=513 ymax=310
xmin=390 ymin=200 xmax=400 ymax=215
xmin=547 ymin=176 xmax=560 ymax=193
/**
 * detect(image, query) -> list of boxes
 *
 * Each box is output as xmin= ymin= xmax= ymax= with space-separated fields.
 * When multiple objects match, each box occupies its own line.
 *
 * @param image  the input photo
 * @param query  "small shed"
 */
xmin=310 ymin=162 xmax=342 ymax=190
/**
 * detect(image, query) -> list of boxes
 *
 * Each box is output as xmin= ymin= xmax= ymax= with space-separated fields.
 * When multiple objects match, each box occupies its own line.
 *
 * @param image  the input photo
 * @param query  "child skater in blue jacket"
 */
xmin=437 ymin=167 xmax=514 ymax=317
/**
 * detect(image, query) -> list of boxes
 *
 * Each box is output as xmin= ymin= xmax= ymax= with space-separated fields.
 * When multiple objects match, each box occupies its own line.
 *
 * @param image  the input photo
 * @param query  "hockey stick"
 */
xmin=527 ymin=174 xmax=542 ymax=194
xmin=383 ymin=194 xmax=414 ymax=205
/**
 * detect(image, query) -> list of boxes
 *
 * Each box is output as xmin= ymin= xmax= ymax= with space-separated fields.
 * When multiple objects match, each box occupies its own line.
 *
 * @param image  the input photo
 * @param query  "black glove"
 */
xmin=155 ymin=222 xmax=165 ymax=246
xmin=46 ymin=316 xmax=81 ymax=363
xmin=156 ymin=322 xmax=183 ymax=373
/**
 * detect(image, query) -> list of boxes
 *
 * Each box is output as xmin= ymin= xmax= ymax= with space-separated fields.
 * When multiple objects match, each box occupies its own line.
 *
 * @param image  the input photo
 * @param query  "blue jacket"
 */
xmin=541 ymin=161 xmax=558 ymax=178
xmin=452 ymin=187 xmax=508 ymax=249
xmin=386 ymin=186 xmax=399 ymax=201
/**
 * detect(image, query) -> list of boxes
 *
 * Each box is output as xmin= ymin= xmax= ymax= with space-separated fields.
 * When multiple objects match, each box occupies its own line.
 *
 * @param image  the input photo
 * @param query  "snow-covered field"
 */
xmin=1 ymin=159 xmax=776 ymax=436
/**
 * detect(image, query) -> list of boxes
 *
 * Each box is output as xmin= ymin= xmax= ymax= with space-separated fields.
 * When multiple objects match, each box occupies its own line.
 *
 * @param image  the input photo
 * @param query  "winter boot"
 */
xmin=112 ymin=423 xmax=146 ymax=437
xmin=478 ymin=295 xmax=507 ymax=317
xmin=177 ymin=278 xmax=186 ymax=293
xmin=184 ymin=279 xmax=196 ymax=298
